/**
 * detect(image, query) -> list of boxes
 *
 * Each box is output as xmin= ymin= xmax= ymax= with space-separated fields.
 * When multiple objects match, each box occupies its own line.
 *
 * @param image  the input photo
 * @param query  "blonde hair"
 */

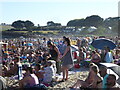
xmin=91 ymin=65 xmax=99 ymax=74
xmin=89 ymin=63 xmax=96 ymax=67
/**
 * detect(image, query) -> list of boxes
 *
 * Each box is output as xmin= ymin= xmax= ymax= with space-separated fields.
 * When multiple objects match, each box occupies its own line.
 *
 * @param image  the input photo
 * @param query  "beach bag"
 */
xmin=74 ymin=64 xmax=80 ymax=68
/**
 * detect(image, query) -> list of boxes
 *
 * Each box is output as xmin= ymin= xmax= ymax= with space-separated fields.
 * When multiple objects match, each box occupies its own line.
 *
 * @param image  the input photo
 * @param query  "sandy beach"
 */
xmin=5 ymin=67 xmax=89 ymax=89
xmin=49 ymin=67 xmax=89 ymax=89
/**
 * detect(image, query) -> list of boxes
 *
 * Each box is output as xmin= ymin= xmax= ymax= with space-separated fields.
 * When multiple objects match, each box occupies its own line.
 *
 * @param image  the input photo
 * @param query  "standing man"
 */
xmin=47 ymin=41 xmax=61 ymax=74
xmin=104 ymin=47 xmax=114 ymax=63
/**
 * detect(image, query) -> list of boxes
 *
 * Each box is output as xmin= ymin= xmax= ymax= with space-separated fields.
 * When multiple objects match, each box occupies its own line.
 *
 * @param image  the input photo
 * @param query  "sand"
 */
xmin=5 ymin=67 xmax=89 ymax=89
xmin=49 ymin=67 xmax=89 ymax=89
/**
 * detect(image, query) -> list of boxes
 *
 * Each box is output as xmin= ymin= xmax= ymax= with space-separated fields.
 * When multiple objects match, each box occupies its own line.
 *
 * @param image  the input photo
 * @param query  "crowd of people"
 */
xmin=71 ymin=63 xmax=120 ymax=90
xmin=0 ymin=36 xmax=120 ymax=89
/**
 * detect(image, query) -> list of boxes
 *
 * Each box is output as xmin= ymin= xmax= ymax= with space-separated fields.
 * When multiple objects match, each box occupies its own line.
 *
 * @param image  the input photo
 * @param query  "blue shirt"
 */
xmin=105 ymin=52 xmax=113 ymax=63
xmin=102 ymin=74 xmax=109 ymax=90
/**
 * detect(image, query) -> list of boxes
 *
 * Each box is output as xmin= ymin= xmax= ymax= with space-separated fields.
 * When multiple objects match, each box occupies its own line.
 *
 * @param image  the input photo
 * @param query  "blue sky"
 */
xmin=0 ymin=0 xmax=120 ymax=26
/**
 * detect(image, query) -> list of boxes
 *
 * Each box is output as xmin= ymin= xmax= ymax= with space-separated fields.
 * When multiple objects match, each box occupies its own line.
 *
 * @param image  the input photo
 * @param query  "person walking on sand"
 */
xmin=60 ymin=38 xmax=74 ymax=81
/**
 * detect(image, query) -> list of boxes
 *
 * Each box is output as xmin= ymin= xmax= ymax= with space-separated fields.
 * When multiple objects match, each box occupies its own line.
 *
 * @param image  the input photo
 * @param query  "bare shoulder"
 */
xmin=97 ymin=74 xmax=102 ymax=80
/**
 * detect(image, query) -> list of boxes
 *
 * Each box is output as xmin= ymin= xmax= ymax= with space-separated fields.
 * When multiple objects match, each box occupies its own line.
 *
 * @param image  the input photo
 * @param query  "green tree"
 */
xmin=11 ymin=20 xmax=24 ymax=30
xmin=24 ymin=20 xmax=34 ymax=31
xmin=84 ymin=15 xmax=103 ymax=27
xmin=118 ymin=20 xmax=120 ymax=37
xmin=47 ymin=21 xmax=55 ymax=26
xmin=67 ymin=18 xmax=85 ymax=27
xmin=67 ymin=15 xmax=103 ymax=27
xmin=94 ymin=26 xmax=107 ymax=35
xmin=104 ymin=17 xmax=120 ymax=33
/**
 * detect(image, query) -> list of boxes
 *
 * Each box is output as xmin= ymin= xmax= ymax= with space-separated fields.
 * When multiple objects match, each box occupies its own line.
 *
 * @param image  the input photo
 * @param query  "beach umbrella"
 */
xmin=109 ymin=66 xmax=120 ymax=77
xmin=27 ymin=43 xmax=33 ymax=46
xmin=20 ymin=56 xmax=27 ymax=59
xmin=100 ymin=63 xmax=120 ymax=76
xmin=91 ymin=38 xmax=116 ymax=50
xmin=100 ymin=63 xmax=120 ymax=84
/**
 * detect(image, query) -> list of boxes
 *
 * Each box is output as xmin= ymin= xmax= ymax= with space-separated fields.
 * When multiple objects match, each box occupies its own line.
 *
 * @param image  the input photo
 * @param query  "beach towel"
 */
xmin=0 ymin=76 xmax=7 ymax=90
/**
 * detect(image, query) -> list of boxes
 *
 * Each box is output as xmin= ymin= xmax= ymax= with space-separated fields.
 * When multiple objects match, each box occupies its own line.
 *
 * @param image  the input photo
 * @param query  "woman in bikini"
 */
xmin=71 ymin=63 xmax=102 ymax=89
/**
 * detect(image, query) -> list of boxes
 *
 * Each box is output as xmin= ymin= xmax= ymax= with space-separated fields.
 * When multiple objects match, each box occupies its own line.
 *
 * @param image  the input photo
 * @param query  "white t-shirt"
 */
xmin=43 ymin=66 xmax=54 ymax=83
xmin=0 ymin=76 xmax=7 ymax=90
